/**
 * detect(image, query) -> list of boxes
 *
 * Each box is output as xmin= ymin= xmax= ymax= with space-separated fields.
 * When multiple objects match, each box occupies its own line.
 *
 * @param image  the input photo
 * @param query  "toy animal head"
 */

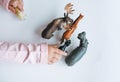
xmin=64 ymin=3 xmax=75 ymax=25
xmin=78 ymin=32 xmax=88 ymax=47
xmin=64 ymin=13 xmax=73 ymax=24
xmin=77 ymin=32 xmax=86 ymax=40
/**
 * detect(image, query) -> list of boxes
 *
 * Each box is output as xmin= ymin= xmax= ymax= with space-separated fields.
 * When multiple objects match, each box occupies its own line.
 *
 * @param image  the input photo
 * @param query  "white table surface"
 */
xmin=0 ymin=0 xmax=120 ymax=82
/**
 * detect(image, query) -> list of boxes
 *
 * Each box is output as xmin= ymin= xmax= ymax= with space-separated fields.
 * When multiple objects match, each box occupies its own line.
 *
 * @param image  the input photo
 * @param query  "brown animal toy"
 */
xmin=41 ymin=3 xmax=74 ymax=39
xmin=61 ymin=14 xmax=84 ymax=44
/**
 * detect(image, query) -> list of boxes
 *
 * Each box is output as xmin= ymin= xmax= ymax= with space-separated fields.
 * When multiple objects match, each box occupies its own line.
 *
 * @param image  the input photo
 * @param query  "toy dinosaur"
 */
xmin=41 ymin=3 xmax=74 ymax=39
xmin=65 ymin=32 xmax=88 ymax=66
xmin=61 ymin=14 xmax=84 ymax=44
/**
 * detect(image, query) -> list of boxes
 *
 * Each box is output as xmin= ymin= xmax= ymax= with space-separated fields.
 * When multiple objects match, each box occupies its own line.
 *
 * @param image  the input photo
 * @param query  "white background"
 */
xmin=0 ymin=0 xmax=120 ymax=82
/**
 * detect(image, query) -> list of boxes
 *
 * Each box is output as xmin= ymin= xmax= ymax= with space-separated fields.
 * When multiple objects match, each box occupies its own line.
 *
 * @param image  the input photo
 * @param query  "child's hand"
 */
xmin=8 ymin=0 xmax=24 ymax=14
xmin=48 ymin=44 xmax=67 ymax=64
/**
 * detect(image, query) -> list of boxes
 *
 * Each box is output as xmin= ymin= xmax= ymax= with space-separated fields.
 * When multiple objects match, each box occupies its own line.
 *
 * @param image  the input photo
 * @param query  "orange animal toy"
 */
xmin=61 ymin=14 xmax=84 ymax=44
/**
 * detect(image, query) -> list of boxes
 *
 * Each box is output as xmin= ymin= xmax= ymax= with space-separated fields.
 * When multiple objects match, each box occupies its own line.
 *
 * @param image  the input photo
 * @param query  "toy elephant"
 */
xmin=65 ymin=32 xmax=88 ymax=66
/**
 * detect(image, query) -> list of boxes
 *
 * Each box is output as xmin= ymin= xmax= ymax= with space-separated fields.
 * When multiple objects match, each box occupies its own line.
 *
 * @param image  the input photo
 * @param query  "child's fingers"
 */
xmin=11 ymin=1 xmax=18 ymax=8
xmin=19 ymin=0 xmax=24 ymax=11
xmin=50 ymin=44 xmax=59 ymax=48
xmin=8 ymin=6 xmax=16 ymax=14
xmin=54 ymin=54 xmax=61 ymax=60
xmin=9 ymin=0 xmax=24 ymax=12
xmin=17 ymin=1 xmax=24 ymax=12
xmin=48 ymin=54 xmax=61 ymax=64
xmin=48 ymin=61 xmax=52 ymax=64
xmin=48 ymin=60 xmax=56 ymax=64
xmin=48 ymin=58 xmax=58 ymax=64
xmin=54 ymin=48 xmax=67 ymax=56
xmin=48 ymin=60 xmax=53 ymax=64
xmin=17 ymin=5 xmax=24 ymax=12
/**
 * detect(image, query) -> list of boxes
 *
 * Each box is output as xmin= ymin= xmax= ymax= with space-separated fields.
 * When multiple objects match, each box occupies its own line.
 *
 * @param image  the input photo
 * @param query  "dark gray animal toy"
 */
xmin=59 ymin=40 xmax=71 ymax=51
xmin=42 ymin=3 xmax=74 ymax=39
xmin=65 ymin=32 xmax=88 ymax=66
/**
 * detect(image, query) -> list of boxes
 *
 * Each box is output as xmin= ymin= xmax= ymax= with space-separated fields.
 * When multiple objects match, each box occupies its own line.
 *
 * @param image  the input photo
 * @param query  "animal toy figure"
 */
xmin=65 ymin=32 xmax=88 ymax=66
xmin=61 ymin=14 xmax=84 ymax=44
xmin=59 ymin=40 xmax=71 ymax=51
xmin=41 ymin=3 xmax=74 ymax=39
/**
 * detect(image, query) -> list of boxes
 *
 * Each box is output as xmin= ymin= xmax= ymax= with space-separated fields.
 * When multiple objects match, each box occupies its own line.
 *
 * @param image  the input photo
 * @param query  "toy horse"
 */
xmin=42 ymin=3 xmax=74 ymax=39
xmin=65 ymin=32 xmax=88 ymax=66
xmin=61 ymin=14 xmax=84 ymax=44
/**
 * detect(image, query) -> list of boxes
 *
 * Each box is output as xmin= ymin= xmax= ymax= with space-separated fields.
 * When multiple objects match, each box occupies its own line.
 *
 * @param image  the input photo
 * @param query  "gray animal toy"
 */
xmin=65 ymin=32 xmax=88 ymax=66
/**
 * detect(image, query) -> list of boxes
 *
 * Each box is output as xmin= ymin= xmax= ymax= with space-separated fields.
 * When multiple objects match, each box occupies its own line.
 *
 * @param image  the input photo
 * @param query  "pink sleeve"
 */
xmin=0 ymin=0 xmax=10 ymax=10
xmin=0 ymin=42 xmax=48 ymax=64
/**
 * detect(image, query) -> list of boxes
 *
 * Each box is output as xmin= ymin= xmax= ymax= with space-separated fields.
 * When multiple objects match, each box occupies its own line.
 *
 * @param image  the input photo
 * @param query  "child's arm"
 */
xmin=0 ymin=42 xmax=48 ymax=64
xmin=0 ymin=42 xmax=67 ymax=64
